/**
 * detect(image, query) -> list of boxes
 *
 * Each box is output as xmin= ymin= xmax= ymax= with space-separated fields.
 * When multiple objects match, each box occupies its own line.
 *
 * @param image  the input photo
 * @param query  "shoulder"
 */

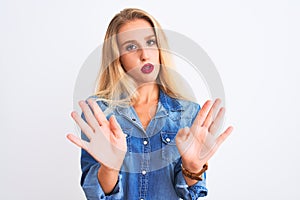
xmin=162 ymin=92 xmax=200 ymax=122
xmin=160 ymin=90 xmax=200 ymax=112
xmin=177 ymin=98 xmax=200 ymax=110
xmin=176 ymin=98 xmax=201 ymax=118
xmin=167 ymin=97 xmax=200 ymax=127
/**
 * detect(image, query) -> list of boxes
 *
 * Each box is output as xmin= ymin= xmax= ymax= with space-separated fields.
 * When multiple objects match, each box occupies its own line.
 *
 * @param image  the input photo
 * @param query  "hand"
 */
xmin=67 ymin=99 xmax=127 ymax=170
xmin=175 ymin=99 xmax=233 ymax=172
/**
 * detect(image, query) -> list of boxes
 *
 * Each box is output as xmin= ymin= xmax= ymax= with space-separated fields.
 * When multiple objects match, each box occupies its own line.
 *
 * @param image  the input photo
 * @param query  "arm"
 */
xmin=68 ymin=99 xmax=127 ymax=199
xmin=98 ymin=165 xmax=119 ymax=194
xmin=174 ymin=158 xmax=208 ymax=200
xmin=175 ymin=99 xmax=233 ymax=199
xmin=80 ymin=148 xmax=123 ymax=200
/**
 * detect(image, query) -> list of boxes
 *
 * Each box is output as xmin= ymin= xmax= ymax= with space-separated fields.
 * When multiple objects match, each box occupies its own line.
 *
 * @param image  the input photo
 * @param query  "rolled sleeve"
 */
xmin=174 ymin=160 xmax=208 ymax=199
xmin=174 ymin=103 xmax=208 ymax=199
xmin=187 ymin=172 xmax=208 ymax=199
xmin=81 ymin=162 xmax=124 ymax=200
xmin=80 ymin=103 xmax=124 ymax=200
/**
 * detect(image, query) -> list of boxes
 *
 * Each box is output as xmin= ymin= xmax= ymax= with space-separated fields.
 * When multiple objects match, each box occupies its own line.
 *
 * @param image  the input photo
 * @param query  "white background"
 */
xmin=1 ymin=0 xmax=299 ymax=199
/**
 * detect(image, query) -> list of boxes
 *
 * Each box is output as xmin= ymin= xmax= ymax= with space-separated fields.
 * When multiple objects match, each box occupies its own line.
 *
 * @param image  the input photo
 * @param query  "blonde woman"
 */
xmin=67 ymin=8 xmax=233 ymax=200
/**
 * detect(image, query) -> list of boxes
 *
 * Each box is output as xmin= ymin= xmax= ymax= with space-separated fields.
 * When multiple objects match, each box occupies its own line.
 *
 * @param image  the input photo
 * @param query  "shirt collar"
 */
xmin=158 ymin=88 xmax=183 ymax=112
xmin=116 ymin=88 xmax=183 ymax=118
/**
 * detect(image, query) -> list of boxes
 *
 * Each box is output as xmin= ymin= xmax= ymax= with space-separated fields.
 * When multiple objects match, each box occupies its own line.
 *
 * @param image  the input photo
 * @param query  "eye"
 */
xmin=125 ymin=44 xmax=138 ymax=51
xmin=147 ymin=39 xmax=157 ymax=46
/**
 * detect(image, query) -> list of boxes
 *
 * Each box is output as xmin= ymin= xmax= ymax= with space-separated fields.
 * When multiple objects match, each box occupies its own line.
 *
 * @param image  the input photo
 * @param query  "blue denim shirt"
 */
xmin=80 ymin=89 xmax=208 ymax=200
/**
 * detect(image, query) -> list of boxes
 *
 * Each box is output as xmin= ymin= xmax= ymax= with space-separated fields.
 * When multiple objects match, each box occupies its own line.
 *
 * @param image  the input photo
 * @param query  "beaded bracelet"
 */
xmin=181 ymin=163 xmax=208 ymax=181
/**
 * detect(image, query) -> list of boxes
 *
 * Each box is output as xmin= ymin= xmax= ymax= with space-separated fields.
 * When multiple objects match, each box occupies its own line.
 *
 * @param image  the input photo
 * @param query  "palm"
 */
xmin=67 ymin=99 xmax=127 ymax=170
xmin=176 ymin=99 xmax=233 ymax=171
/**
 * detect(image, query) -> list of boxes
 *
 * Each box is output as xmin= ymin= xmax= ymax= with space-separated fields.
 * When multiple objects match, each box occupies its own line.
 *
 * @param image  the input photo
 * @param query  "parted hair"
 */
xmin=94 ymin=8 xmax=190 ymax=108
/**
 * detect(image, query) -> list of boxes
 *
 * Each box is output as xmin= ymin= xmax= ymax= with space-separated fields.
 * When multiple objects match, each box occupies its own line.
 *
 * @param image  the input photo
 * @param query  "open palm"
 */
xmin=67 ymin=99 xmax=127 ymax=170
xmin=176 ymin=99 xmax=233 ymax=172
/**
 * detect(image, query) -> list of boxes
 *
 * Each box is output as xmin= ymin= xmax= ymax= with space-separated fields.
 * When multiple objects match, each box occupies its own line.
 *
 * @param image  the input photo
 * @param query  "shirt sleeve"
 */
xmin=79 ymin=104 xmax=124 ymax=200
xmin=80 ymin=149 xmax=124 ymax=200
xmin=173 ymin=102 xmax=208 ymax=199
xmin=174 ymin=159 xmax=208 ymax=199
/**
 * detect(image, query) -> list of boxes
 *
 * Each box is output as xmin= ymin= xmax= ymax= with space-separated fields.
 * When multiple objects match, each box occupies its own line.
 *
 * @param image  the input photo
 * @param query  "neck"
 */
xmin=134 ymin=83 xmax=159 ymax=105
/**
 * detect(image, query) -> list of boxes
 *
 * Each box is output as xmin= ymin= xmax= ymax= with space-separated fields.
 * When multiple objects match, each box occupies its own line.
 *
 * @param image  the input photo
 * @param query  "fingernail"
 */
xmin=71 ymin=111 xmax=76 ymax=118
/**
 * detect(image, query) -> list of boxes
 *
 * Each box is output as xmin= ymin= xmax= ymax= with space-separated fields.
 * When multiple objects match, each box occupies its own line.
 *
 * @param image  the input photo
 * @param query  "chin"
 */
xmin=136 ymin=74 xmax=159 ymax=84
xmin=137 ymin=78 xmax=158 ymax=85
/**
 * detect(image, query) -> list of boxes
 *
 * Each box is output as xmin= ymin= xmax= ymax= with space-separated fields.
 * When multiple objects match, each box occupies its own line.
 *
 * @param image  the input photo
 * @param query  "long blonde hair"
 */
xmin=94 ymin=8 xmax=189 ymax=107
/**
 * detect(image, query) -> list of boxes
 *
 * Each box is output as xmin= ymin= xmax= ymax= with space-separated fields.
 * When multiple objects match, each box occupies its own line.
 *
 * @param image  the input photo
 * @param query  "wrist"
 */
xmin=181 ymin=160 xmax=205 ymax=173
xmin=181 ymin=163 xmax=208 ymax=181
xmin=99 ymin=164 xmax=120 ymax=173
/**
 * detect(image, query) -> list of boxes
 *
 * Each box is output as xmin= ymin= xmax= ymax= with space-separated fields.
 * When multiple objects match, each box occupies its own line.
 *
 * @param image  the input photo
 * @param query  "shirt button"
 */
xmin=140 ymin=199 xmax=144 ymax=200
xmin=141 ymin=170 xmax=147 ymax=175
xmin=132 ymin=118 xmax=136 ymax=121
xmin=143 ymin=140 xmax=148 ymax=145
xmin=166 ymin=137 xmax=171 ymax=143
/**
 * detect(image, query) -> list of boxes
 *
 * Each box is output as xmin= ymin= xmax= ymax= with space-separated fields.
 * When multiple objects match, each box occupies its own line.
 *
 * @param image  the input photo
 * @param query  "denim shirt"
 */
xmin=80 ymin=89 xmax=208 ymax=200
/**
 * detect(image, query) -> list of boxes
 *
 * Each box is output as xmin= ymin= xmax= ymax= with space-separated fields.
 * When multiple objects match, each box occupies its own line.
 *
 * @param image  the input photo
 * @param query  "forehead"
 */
xmin=117 ymin=19 xmax=155 ymax=43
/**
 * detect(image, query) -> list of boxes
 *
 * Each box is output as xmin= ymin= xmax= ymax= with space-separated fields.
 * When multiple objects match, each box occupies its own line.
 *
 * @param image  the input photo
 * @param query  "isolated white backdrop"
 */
xmin=0 ymin=0 xmax=299 ymax=199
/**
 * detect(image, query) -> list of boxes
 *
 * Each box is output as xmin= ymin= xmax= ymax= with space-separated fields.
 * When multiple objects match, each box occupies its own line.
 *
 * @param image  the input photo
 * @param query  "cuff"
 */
xmin=82 ymin=163 xmax=123 ymax=200
xmin=175 ymin=170 xmax=208 ymax=200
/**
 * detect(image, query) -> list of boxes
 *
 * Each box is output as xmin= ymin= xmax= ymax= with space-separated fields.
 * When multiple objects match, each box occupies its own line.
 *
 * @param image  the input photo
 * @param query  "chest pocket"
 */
xmin=161 ymin=132 xmax=180 ymax=163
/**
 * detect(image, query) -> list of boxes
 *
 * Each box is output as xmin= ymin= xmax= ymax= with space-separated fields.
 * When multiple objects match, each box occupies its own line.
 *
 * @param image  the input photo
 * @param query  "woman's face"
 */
xmin=117 ymin=19 xmax=160 ymax=84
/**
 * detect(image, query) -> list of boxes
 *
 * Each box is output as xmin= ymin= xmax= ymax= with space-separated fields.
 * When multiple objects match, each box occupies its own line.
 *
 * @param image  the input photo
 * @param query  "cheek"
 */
xmin=151 ymin=49 xmax=160 ymax=62
xmin=120 ymin=54 xmax=136 ymax=72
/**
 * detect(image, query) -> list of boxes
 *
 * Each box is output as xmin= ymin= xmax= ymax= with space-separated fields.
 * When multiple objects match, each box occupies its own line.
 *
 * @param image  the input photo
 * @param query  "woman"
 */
xmin=67 ymin=8 xmax=233 ymax=200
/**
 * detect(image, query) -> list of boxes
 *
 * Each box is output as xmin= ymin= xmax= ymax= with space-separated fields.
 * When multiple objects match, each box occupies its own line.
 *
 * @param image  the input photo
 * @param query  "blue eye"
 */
xmin=126 ymin=44 xmax=137 ymax=51
xmin=147 ymin=39 xmax=156 ymax=46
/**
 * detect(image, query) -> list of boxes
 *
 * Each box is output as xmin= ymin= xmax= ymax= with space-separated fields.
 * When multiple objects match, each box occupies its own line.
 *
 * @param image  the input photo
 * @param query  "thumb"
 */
xmin=66 ymin=133 xmax=89 ymax=151
xmin=176 ymin=127 xmax=190 ymax=143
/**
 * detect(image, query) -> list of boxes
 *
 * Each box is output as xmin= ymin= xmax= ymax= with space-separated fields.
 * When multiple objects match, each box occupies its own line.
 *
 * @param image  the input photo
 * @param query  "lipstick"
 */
xmin=141 ymin=63 xmax=154 ymax=74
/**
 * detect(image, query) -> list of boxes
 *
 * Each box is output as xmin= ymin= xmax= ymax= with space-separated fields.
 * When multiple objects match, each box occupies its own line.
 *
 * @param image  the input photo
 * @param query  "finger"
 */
xmin=209 ymin=107 xmax=225 ymax=135
xmin=79 ymin=101 xmax=100 ymax=132
xmin=192 ymin=100 xmax=212 ymax=128
xmin=203 ymin=98 xmax=221 ymax=128
xmin=71 ymin=111 xmax=93 ymax=140
xmin=199 ymin=126 xmax=233 ymax=160
xmin=215 ymin=126 xmax=233 ymax=147
xmin=176 ymin=127 xmax=190 ymax=143
xmin=87 ymin=99 xmax=109 ymax=126
xmin=109 ymin=115 xmax=123 ymax=138
xmin=175 ymin=127 xmax=192 ymax=155
xmin=66 ymin=133 xmax=89 ymax=151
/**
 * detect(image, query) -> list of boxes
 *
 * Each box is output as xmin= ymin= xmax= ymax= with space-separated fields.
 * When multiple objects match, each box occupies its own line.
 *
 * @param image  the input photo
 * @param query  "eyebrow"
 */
xmin=120 ymin=34 xmax=156 ymax=47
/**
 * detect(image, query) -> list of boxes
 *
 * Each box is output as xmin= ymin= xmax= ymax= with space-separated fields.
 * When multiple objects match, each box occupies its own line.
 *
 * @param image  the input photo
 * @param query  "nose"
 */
xmin=139 ymin=47 xmax=150 ymax=61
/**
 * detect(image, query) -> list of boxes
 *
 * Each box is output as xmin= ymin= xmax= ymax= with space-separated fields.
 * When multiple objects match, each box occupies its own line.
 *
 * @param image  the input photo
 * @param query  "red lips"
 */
xmin=141 ymin=63 xmax=154 ymax=74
